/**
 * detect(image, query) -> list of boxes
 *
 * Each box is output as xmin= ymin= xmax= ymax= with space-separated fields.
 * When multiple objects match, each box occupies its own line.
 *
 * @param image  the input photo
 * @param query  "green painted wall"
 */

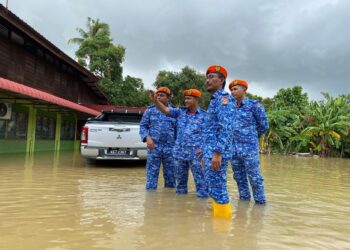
xmin=0 ymin=103 xmax=30 ymax=154
xmin=60 ymin=140 xmax=76 ymax=150
xmin=0 ymin=140 xmax=27 ymax=154
xmin=0 ymin=101 xmax=83 ymax=154
xmin=34 ymin=140 xmax=56 ymax=152
xmin=0 ymin=138 xmax=79 ymax=153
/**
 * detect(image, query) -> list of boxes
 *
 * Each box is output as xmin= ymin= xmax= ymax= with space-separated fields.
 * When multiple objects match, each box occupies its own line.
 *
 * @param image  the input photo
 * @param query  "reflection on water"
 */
xmin=0 ymin=152 xmax=350 ymax=249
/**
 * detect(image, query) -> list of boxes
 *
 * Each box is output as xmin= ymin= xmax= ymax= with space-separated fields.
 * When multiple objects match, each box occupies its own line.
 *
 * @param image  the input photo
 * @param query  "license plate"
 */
xmin=109 ymin=149 xmax=130 ymax=155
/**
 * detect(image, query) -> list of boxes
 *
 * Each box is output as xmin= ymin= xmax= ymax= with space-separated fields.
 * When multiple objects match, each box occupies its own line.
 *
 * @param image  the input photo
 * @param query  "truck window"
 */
xmin=105 ymin=114 xmax=142 ymax=123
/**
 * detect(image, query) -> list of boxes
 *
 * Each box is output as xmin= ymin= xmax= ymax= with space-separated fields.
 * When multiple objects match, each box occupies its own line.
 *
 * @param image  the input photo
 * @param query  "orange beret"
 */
xmin=183 ymin=89 xmax=201 ymax=97
xmin=229 ymin=79 xmax=248 ymax=90
xmin=206 ymin=65 xmax=228 ymax=78
xmin=156 ymin=86 xmax=171 ymax=95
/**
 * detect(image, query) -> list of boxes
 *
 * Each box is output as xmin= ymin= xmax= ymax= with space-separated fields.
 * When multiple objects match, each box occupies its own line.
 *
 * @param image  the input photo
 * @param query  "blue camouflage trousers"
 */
xmin=175 ymin=158 xmax=208 ymax=197
xmin=231 ymin=154 xmax=266 ymax=203
xmin=146 ymin=145 xmax=175 ymax=190
xmin=203 ymin=157 xmax=230 ymax=204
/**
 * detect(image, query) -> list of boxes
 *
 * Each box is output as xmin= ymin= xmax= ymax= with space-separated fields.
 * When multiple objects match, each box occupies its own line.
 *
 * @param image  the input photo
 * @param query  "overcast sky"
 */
xmin=4 ymin=0 xmax=350 ymax=100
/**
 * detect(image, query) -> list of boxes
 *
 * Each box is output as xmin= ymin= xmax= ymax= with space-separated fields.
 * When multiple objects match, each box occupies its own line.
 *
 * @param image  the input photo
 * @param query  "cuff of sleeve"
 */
xmin=213 ymin=146 xmax=224 ymax=154
xmin=168 ymin=107 xmax=175 ymax=116
xmin=142 ymin=136 xmax=149 ymax=143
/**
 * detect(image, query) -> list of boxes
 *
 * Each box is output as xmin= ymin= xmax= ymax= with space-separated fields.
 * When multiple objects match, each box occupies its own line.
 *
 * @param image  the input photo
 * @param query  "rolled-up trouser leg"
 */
xmin=231 ymin=156 xmax=251 ymax=200
xmin=203 ymin=157 xmax=229 ymax=204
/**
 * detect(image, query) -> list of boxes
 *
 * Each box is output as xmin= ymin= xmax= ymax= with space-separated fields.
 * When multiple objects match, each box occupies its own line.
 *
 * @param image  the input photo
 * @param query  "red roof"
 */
xmin=0 ymin=77 xmax=100 ymax=116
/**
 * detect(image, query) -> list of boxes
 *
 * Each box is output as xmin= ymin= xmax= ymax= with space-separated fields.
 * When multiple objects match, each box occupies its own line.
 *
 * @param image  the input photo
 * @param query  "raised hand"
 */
xmin=148 ymin=89 xmax=157 ymax=102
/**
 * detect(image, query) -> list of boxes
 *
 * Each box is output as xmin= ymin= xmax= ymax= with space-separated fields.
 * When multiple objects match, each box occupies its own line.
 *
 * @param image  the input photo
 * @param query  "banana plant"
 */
xmin=294 ymin=93 xmax=350 ymax=157
xmin=261 ymin=109 xmax=299 ymax=154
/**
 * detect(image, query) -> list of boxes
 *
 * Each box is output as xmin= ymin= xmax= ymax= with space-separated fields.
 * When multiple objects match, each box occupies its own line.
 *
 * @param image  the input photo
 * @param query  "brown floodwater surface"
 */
xmin=0 ymin=151 xmax=349 ymax=249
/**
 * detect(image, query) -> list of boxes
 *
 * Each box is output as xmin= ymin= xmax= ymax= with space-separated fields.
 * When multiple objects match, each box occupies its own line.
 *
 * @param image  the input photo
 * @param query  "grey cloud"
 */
xmin=8 ymin=0 xmax=350 ymax=100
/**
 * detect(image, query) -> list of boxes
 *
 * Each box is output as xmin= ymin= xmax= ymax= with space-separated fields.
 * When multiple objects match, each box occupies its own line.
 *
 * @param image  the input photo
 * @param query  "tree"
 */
xmin=271 ymin=86 xmax=308 ymax=112
xmin=154 ymin=66 xmax=210 ymax=108
xmin=105 ymin=76 xmax=151 ymax=107
xmin=246 ymin=93 xmax=263 ymax=102
xmin=294 ymin=93 xmax=350 ymax=157
xmin=261 ymin=109 xmax=299 ymax=154
xmin=339 ymin=94 xmax=350 ymax=157
xmin=68 ymin=17 xmax=109 ymax=45
xmin=69 ymin=17 xmax=125 ymax=82
xmin=261 ymin=86 xmax=309 ymax=153
xmin=246 ymin=93 xmax=273 ymax=112
xmin=69 ymin=17 xmax=150 ymax=107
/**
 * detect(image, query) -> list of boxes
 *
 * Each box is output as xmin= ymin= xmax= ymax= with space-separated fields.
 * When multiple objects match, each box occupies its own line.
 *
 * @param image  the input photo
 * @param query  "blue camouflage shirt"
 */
xmin=139 ymin=105 xmax=177 ymax=145
xmin=168 ymin=107 xmax=206 ymax=160
xmin=201 ymin=89 xmax=236 ymax=159
xmin=232 ymin=97 xmax=269 ymax=156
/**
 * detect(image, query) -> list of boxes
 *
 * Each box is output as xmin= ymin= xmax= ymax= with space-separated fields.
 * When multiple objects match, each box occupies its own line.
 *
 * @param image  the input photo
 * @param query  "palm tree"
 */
xmin=68 ymin=17 xmax=109 ymax=45
xmin=68 ymin=17 xmax=125 ymax=80
xmin=68 ymin=17 xmax=111 ymax=69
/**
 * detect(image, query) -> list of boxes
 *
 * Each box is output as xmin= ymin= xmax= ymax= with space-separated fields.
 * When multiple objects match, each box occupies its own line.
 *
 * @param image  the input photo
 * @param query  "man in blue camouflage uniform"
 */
xmin=201 ymin=65 xmax=236 ymax=218
xmin=149 ymin=88 xmax=208 ymax=197
xmin=139 ymin=87 xmax=177 ymax=190
xmin=229 ymin=79 xmax=269 ymax=204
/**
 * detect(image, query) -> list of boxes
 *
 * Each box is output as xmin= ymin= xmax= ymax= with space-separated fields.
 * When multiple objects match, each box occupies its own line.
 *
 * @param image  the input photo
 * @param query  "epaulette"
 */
xmin=250 ymin=100 xmax=262 ymax=108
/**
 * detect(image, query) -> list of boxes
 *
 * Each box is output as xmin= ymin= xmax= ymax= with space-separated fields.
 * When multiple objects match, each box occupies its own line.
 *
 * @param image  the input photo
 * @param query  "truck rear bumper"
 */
xmin=81 ymin=146 xmax=147 ymax=161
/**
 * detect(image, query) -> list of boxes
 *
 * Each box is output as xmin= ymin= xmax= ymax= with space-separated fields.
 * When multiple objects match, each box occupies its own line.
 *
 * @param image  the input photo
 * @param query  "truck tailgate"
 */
xmin=87 ymin=123 xmax=144 ymax=148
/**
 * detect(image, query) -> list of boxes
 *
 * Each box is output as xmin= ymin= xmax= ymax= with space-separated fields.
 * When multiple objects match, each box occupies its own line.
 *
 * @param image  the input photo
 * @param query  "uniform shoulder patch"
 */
xmin=253 ymin=102 xmax=262 ymax=108
xmin=254 ymin=104 xmax=261 ymax=108
xmin=221 ymin=95 xmax=228 ymax=105
xmin=249 ymin=99 xmax=260 ymax=108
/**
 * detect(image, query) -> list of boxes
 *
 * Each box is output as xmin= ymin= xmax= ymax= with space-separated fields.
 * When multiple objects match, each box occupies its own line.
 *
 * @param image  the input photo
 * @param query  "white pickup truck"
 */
xmin=80 ymin=109 xmax=147 ymax=162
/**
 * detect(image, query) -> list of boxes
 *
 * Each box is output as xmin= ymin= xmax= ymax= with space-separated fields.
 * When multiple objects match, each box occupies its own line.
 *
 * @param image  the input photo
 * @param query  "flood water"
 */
xmin=0 ymin=151 xmax=350 ymax=250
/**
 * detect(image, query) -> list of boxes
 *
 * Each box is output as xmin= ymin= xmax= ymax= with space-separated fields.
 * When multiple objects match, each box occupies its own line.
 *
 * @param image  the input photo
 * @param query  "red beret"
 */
xmin=229 ymin=79 xmax=248 ymax=90
xmin=156 ymin=86 xmax=171 ymax=95
xmin=183 ymin=89 xmax=201 ymax=97
xmin=206 ymin=65 xmax=228 ymax=78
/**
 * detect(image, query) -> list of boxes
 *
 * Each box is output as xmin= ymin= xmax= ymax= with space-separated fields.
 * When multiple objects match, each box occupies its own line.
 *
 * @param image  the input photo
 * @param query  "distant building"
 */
xmin=0 ymin=4 xmax=108 ymax=154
